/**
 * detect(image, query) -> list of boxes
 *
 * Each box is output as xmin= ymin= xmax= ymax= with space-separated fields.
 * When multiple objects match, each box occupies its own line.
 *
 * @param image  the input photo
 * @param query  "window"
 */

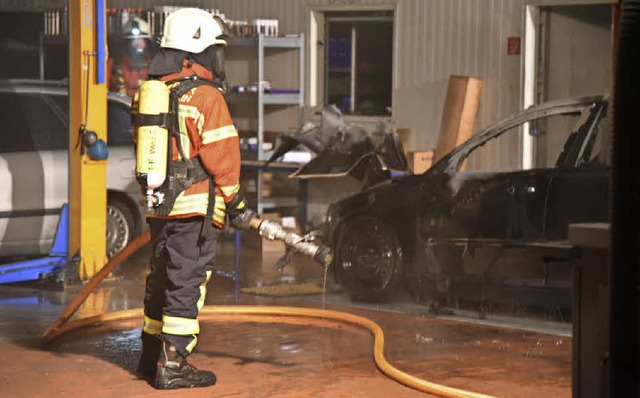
xmin=325 ymin=11 xmax=393 ymax=116
xmin=0 ymin=92 xmax=67 ymax=152
xmin=107 ymin=100 xmax=133 ymax=146
xmin=50 ymin=94 xmax=133 ymax=147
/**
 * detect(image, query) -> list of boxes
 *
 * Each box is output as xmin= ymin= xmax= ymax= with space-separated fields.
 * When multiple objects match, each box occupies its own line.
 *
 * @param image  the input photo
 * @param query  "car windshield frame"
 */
xmin=430 ymin=95 xmax=608 ymax=176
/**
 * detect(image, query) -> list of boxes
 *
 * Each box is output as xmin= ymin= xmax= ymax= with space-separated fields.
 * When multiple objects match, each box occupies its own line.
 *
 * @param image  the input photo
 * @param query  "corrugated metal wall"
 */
xmin=4 ymin=0 xmax=525 ymax=167
xmin=393 ymin=0 xmax=524 ymax=168
xmin=154 ymin=0 xmax=524 ymax=167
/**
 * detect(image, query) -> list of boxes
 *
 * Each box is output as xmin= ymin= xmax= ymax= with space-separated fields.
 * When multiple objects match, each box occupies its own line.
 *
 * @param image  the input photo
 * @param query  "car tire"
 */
xmin=333 ymin=216 xmax=403 ymax=302
xmin=106 ymin=197 xmax=135 ymax=258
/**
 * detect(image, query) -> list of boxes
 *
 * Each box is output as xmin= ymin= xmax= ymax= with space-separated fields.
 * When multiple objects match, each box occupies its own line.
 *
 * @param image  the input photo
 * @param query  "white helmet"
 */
xmin=160 ymin=8 xmax=227 ymax=53
xmin=122 ymin=17 xmax=151 ymax=39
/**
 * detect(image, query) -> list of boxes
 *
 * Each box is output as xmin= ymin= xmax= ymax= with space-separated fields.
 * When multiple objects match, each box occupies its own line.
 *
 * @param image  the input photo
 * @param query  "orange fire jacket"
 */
xmin=132 ymin=60 xmax=241 ymax=228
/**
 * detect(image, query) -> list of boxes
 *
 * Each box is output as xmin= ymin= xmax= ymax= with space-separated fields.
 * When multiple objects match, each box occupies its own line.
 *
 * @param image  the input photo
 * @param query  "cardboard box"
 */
xmin=394 ymin=128 xmax=411 ymax=154
xmin=241 ymin=171 xmax=273 ymax=198
xmin=407 ymin=150 xmax=434 ymax=174
xmin=434 ymin=75 xmax=482 ymax=164
xmin=280 ymin=216 xmax=299 ymax=231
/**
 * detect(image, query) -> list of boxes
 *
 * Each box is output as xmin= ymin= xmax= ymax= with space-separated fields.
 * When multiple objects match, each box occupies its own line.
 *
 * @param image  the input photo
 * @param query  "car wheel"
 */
xmin=333 ymin=216 xmax=403 ymax=302
xmin=106 ymin=198 xmax=134 ymax=258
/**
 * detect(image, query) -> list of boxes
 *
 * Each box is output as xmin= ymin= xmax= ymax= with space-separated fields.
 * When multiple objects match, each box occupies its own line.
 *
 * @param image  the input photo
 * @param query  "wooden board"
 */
xmin=433 ymin=75 xmax=483 ymax=163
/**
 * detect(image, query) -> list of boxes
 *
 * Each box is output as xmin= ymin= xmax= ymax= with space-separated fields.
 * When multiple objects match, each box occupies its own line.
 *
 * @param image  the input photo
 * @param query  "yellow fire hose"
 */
xmin=45 ymin=306 xmax=495 ymax=398
xmin=43 ymin=225 xmax=497 ymax=398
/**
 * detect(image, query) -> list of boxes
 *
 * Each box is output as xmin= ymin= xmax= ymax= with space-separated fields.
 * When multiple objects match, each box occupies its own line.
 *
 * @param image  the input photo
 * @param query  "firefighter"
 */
xmin=108 ymin=17 xmax=154 ymax=97
xmin=131 ymin=8 xmax=256 ymax=389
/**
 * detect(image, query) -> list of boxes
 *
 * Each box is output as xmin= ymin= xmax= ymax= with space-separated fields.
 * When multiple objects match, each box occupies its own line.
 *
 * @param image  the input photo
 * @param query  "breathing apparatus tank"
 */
xmin=136 ymin=80 xmax=170 ymax=210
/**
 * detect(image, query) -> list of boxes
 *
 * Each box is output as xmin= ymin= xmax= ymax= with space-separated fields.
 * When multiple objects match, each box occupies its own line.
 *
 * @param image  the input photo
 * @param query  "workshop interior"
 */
xmin=0 ymin=0 xmax=638 ymax=397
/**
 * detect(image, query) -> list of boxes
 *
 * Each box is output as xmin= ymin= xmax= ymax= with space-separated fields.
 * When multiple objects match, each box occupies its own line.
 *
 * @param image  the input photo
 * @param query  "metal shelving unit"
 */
xmin=228 ymin=34 xmax=305 ymax=216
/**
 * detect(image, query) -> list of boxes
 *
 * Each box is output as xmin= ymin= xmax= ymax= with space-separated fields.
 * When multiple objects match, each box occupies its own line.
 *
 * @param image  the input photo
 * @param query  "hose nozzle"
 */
xmin=313 ymin=245 xmax=333 ymax=268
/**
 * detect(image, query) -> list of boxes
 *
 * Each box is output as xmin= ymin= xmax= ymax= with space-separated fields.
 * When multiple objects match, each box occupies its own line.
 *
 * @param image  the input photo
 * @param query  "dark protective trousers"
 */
xmin=143 ymin=216 xmax=220 ymax=357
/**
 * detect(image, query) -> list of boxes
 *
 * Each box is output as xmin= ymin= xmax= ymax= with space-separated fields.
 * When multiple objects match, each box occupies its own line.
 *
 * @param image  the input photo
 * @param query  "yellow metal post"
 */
xmin=68 ymin=0 xmax=108 ymax=279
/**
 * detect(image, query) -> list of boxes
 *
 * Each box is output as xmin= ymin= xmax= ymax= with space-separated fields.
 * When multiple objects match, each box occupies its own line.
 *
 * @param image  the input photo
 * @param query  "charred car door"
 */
xmin=543 ymin=100 xmax=609 ymax=240
xmin=417 ymin=96 xmax=608 ymax=306
xmin=430 ymin=96 xmax=608 ymax=245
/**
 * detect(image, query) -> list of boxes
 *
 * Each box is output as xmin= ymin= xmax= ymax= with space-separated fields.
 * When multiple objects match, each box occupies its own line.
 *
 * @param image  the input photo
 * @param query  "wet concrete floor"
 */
xmin=0 ymin=232 xmax=572 ymax=397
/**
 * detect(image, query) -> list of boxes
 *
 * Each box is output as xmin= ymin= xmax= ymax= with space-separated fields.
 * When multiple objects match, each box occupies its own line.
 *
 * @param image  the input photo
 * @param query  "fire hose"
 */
xmin=249 ymin=218 xmax=333 ymax=270
xmin=42 ymin=218 xmax=496 ymax=398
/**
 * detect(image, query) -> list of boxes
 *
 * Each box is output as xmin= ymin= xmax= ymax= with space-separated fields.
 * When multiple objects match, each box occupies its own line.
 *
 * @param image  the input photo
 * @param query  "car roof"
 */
xmin=0 ymin=78 xmax=132 ymax=106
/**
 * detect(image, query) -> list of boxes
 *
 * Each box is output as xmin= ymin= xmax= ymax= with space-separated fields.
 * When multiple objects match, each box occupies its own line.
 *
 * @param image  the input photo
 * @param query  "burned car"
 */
xmin=323 ymin=96 xmax=609 ymax=307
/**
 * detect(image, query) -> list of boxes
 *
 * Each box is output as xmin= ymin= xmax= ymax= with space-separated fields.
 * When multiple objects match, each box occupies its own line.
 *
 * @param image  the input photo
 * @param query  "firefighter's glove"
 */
xmin=230 ymin=207 xmax=258 ymax=231
xmin=227 ymin=193 xmax=257 ymax=231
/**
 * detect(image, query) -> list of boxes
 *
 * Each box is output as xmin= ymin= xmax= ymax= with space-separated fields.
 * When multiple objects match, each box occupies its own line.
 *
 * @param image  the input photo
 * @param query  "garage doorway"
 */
xmin=523 ymin=1 xmax=612 ymax=168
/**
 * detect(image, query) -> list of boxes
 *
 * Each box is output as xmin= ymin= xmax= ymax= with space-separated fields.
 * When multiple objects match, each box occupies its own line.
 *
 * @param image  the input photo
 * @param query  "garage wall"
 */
xmin=5 ymin=0 xmax=526 ymax=163
xmin=543 ymin=5 xmax=611 ymax=101
xmin=393 ymin=0 xmax=523 ymax=154
xmin=100 ymin=0 xmax=525 ymax=154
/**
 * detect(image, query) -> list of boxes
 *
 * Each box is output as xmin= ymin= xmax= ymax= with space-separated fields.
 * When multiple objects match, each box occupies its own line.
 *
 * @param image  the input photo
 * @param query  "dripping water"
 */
xmin=322 ymin=264 xmax=329 ymax=309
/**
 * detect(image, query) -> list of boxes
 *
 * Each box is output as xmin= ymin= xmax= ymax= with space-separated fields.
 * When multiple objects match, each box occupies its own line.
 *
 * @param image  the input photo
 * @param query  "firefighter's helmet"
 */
xmin=122 ymin=17 xmax=151 ymax=39
xmin=160 ymin=8 xmax=227 ymax=53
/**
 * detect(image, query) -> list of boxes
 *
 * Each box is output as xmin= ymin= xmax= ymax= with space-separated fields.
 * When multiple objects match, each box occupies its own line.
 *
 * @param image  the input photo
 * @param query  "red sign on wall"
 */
xmin=507 ymin=37 xmax=521 ymax=55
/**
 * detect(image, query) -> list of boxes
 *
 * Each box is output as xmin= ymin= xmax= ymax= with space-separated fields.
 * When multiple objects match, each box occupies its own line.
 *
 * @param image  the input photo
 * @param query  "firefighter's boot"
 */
xmin=155 ymin=338 xmax=217 ymax=389
xmin=136 ymin=332 xmax=161 ymax=377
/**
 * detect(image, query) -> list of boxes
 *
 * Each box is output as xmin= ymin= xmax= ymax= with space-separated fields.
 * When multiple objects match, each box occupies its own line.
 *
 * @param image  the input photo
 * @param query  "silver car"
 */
xmin=0 ymin=79 xmax=144 ymax=259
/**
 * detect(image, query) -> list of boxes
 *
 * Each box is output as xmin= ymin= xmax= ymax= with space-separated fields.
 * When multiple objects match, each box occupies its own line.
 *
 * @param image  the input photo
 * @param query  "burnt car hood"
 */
xmin=269 ymin=105 xmax=408 ymax=183
xmin=289 ymin=130 xmax=409 ymax=180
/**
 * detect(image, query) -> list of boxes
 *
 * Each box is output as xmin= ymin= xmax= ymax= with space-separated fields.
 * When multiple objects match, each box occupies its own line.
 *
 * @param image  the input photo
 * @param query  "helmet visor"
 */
xmin=212 ymin=46 xmax=225 ymax=77
xmin=191 ymin=45 xmax=229 ymax=92
xmin=129 ymin=38 xmax=147 ymax=54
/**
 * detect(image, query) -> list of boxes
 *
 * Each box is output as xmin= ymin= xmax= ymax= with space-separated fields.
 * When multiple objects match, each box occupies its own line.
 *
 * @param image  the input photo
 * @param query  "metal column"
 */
xmin=68 ymin=0 xmax=108 ymax=279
